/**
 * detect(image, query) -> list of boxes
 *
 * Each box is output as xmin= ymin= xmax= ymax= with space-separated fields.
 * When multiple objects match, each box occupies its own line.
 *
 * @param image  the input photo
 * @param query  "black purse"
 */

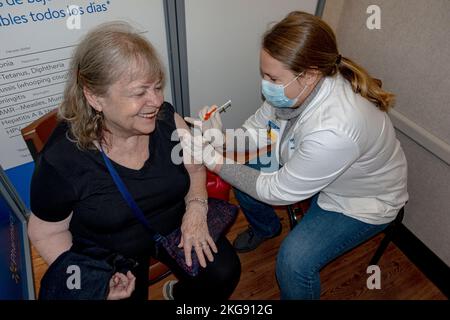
xmin=100 ymin=150 xmax=238 ymax=277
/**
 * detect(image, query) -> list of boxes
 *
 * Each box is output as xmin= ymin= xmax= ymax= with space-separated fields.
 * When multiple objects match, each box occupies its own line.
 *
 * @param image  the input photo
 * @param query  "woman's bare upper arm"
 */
xmin=28 ymin=212 xmax=72 ymax=242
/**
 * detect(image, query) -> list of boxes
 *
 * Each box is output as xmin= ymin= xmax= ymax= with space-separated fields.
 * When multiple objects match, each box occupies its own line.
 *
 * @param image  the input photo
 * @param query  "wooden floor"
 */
xmin=31 ymin=191 xmax=447 ymax=300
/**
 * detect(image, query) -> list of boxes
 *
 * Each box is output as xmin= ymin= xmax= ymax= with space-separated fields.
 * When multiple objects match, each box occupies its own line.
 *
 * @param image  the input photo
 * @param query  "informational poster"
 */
xmin=0 ymin=167 xmax=34 ymax=300
xmin=0 ymin=0 xmax=172 ymax=206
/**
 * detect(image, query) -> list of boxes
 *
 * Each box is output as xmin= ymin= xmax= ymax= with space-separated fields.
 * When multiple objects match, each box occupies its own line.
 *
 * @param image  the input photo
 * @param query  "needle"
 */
xmin=203 ymin=100 xmax=232 ymax=121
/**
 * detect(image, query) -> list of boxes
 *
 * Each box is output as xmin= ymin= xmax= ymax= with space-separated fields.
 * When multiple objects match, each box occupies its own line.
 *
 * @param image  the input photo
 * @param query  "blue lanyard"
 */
xmin=100 ymin=148 xmax=163 ymax=243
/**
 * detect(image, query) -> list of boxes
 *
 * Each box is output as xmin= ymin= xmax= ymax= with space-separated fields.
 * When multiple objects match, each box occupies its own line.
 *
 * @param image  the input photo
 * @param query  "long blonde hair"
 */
xmin=59 ymin=21 xmax=165 ymax=150
xmin=263 ymin=11 xmax=394 ymax=111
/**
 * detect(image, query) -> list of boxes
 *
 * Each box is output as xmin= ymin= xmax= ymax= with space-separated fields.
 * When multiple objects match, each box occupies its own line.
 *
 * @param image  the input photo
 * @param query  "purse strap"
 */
xmin=99 ymin=148 xmax=164 ymax=243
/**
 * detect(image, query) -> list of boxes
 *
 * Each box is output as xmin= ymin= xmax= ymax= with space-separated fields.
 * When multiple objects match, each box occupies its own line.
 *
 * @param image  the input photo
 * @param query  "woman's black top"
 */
xmin=30 ymin=102 xmax=190 ymax=258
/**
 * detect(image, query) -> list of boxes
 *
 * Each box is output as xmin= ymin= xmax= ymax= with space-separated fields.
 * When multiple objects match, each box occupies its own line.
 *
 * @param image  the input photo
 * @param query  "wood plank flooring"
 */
xmin=31 ymin=191 xmax=447 ymax=300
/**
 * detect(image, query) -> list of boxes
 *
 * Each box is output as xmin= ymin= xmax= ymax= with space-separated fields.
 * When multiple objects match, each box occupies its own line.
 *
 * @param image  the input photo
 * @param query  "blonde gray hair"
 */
xmin=58 ymin=21 xmax=165 ymax=150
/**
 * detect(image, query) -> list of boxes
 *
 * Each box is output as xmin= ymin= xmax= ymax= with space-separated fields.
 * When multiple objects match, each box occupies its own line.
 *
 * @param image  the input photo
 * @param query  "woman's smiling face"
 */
xmin=97 ymin=74 xmax=164 ymax=138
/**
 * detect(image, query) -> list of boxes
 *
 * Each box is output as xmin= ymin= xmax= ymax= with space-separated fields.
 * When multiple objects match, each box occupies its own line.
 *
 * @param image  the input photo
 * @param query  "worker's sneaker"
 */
xmin=233 ymin=226 xmax=281 ymax=253
xmin=162 ymin=280 xmax=178 ymax=300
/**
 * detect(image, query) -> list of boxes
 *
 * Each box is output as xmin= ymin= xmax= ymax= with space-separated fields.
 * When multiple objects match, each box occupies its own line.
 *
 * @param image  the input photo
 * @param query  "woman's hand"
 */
xmin=178 ymin=202 xmax=218 ymax=269
xmin=106 ymin=271 xmax=136 ymax=300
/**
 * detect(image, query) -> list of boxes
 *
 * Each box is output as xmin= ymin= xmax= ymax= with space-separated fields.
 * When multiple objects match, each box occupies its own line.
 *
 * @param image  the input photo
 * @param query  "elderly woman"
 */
xmin=28 ymin=22 xmax=240 ymax=300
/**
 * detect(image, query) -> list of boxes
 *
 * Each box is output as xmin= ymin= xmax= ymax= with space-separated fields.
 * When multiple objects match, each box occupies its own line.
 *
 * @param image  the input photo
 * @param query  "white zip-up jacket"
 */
xmin=220 ymin=74 xmax=408 ymax=225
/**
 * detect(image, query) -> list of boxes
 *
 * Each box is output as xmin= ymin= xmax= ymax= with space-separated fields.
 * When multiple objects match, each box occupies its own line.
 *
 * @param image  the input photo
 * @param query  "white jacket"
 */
xmin=242 ymin=74 xmax=408 ymax=224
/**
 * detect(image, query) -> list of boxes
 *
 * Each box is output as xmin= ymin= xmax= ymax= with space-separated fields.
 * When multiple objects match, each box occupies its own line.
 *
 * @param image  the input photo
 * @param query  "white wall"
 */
xmin=184 ymin=0 xmax=318 ymax=129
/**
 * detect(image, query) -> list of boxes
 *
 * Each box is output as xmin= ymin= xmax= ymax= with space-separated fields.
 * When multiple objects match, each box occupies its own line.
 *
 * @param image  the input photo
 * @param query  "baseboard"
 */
xmin=393 ymin=224 xmax=450 ymax=298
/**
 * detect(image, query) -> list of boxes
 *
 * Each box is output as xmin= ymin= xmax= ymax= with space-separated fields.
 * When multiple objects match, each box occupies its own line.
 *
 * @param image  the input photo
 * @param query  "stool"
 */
xmin=287 ymin=201 xmax=405 ymax=266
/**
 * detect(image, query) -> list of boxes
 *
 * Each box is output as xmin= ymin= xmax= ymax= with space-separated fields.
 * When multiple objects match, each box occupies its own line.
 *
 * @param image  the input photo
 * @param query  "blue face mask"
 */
xmin=261 ymin=72 xmax=306 ymax=108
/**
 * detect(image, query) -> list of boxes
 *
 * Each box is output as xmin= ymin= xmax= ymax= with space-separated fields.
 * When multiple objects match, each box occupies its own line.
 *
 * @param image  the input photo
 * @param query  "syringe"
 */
xmin=203 ymin=100 xmax=232 ymax=121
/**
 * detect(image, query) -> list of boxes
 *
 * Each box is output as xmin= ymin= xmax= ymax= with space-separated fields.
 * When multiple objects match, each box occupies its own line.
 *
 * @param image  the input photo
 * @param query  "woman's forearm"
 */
xmin=32 ymin=232 xmax=72 ymax=266
xmin=184 ymin=166 xmax=208 ymax=202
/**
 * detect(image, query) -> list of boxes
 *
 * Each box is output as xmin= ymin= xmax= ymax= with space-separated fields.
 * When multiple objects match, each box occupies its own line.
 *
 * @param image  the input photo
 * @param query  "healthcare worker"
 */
xmin=182 ymin=11 xmax=408 ymax=299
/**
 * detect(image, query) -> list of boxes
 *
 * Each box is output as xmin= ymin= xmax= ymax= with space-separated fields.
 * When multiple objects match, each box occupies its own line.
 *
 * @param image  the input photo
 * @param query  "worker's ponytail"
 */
xmin=338 ymin=56 xmax=394 ymax=111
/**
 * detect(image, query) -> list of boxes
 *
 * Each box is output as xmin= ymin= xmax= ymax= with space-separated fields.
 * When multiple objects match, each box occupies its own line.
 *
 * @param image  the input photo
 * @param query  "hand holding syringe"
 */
xmin=202 ymin=100 xmax=232 ymax=120
xmin=184 ymin=100 xmax=232 ymax=148
xmin=185 ymin=100 xmax=231 ymax=124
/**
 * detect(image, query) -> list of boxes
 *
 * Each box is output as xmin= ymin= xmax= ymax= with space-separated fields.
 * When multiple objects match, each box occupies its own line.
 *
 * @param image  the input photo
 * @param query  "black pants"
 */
xmin=130 ymin=235 xmax=241 ymax=300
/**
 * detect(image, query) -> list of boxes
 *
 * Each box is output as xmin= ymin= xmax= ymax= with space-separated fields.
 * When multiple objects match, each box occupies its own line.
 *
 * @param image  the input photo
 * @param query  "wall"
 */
xmin=184 ymin=0 xmax=318 ymax=128
xmin=323 ymin=0 xmax=450 ymax=265
xmin=322 ymin=0 xmax=345 ymax=32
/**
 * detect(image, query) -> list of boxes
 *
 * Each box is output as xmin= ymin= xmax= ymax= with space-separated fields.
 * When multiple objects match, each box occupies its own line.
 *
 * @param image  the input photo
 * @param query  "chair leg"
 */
xmin=148 ymin=270 xmax=172 ymax=286
xmin=287 ymin=205 xmax=298 ymax=230
xmin=369 ymin=207 xmax=404 ymax=266
xmin=369 ymin=226 xmax=395 ymax=266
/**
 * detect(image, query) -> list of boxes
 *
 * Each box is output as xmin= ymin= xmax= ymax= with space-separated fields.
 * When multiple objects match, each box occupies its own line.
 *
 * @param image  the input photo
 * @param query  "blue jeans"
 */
xmin=276 ymin=194 xmax=389 ymax=299
xmin=233 ymin=153 xmax=281 ymax=238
